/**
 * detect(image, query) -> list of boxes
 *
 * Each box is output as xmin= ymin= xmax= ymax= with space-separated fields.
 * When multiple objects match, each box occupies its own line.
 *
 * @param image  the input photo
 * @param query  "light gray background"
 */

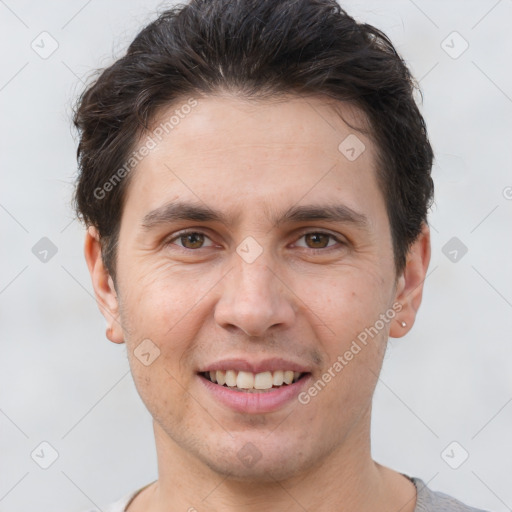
xmin=1 ymin=1 xmax=511 ymax=511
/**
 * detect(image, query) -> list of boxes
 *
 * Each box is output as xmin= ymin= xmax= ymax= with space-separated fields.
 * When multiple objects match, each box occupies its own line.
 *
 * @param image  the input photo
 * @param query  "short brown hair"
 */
xmin=73 ymin=0 xmax=434 ymax=281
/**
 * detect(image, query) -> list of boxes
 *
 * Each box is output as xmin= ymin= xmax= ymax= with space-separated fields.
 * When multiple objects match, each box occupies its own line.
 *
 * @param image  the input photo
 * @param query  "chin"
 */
xmin=203 ymin=456 xmax=305 ymax=483
xmin=196 ymin=437 xmax=314 ymax=483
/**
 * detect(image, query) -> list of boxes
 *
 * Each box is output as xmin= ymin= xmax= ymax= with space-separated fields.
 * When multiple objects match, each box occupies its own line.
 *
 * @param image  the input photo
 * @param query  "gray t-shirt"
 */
xmin=406 ymin=476 xmax=490 ymax=511
xmin=89 ymin=475 xmax=491 ymax=512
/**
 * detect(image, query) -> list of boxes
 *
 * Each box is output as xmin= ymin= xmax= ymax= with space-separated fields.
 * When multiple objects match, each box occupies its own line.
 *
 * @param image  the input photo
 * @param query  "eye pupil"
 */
xmin=305 ymin=233 xmax=329 ymax=248
xmin=181 ymin=233 xmax=204 ymax=249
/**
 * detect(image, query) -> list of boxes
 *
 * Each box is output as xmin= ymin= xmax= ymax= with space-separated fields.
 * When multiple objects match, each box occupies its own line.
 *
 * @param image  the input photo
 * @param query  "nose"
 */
xmin=214 ymin=257 xmax=296 ymax=337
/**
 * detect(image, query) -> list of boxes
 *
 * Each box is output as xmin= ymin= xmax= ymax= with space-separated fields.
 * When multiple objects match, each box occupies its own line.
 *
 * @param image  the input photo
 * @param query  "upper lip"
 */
xmin=198 ymin=357 xmax=312 ymax=374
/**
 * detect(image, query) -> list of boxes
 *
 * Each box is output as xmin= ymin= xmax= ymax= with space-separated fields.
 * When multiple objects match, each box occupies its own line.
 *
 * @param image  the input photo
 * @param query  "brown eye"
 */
xmin=177 ymin=232 xmax=206 ymax=249
xmin=180 ymin=233 xmax=204 ymax=249
xmin=303 ymin=233 xmax=333 ymax=249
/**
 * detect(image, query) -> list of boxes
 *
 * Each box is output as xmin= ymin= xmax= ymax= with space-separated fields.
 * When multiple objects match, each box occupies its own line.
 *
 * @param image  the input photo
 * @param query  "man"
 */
xmin=74 ymin=0 xmax=490 ymax=510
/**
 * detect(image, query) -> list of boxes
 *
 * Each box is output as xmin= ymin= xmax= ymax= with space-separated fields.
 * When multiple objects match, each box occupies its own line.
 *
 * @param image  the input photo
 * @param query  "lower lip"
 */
xmin=198 ymin=373 xmax=311 ymax=414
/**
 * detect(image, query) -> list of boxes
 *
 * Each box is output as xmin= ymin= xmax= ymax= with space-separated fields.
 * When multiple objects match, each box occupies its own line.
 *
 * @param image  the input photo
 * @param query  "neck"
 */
xmin=130 ymin=410 xmax=416 ymax=512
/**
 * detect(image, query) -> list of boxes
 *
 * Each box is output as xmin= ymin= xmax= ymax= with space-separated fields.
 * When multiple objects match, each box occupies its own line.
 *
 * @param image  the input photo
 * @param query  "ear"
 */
xmin=84 ymin=226 xmax=124 ymax=344
xmin=389 ymin=222 xmax=431 ymax=338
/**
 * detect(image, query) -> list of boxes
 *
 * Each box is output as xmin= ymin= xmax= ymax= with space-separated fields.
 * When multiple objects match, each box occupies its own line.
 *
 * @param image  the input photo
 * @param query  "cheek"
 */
xmin=127 ymin=353 xmax=193 ymax=433
xmin=120 ymin=273 xmax=202 ymax=418
xmin=120 ymin=260 xmax=205 ymax=334
xmin=294 ymin=268 xmax=392 ymax=410
xmin=296 ymin=269 xmax=389 ymax=337
xmin=118 ymin=262 xmax=220 ymax=391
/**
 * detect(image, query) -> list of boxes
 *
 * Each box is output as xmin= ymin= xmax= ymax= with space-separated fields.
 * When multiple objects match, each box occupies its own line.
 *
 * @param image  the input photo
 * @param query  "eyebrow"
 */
xmin=142 ymin=202 xmax=228 ymax=229
xmin=141 ymin=201 xmax=370 ymax=232
xmin=274 ymin=204 xmax=370 ymax=230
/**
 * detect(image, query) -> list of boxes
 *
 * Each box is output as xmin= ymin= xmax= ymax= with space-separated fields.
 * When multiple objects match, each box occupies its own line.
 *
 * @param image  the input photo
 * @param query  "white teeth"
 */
xmin=203 ymin=369 xmax=305 ymax=390
xmin=254 ymin=371 xmax=273 ymax=390
xmin=225 ymin=370 xmax=237 ymax=387
xmin=283 ymin=371 xmax=294 ymax=385
xmin=272 ymin=370 xmax=284 ymax=386
xmin=216 ymin=370 xmax=226 ymax=386
xmin=236 ymin=371 xmax=254 ymax=389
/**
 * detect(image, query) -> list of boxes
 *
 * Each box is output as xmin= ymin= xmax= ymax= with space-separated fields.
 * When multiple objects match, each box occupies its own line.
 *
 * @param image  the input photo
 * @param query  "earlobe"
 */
xmin=389 ymin=223 xmax=431 ymax=339
xmin=84 ymin=226 xmax=124 ymax=344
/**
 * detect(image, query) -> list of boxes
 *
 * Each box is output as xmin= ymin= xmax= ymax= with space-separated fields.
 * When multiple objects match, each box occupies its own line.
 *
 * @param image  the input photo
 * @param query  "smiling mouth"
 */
xmin=198 ymin=370 xmax=309 ymax=393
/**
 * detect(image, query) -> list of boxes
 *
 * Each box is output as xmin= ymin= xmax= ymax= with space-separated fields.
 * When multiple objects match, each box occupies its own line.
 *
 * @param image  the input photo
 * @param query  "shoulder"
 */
xmin=409 ymin=476 xmax=493 ymax=512
xmin=79 ymin=480 xmax=156 ymax=512
xmin=79 ymin=486 xmax=144 ymax=512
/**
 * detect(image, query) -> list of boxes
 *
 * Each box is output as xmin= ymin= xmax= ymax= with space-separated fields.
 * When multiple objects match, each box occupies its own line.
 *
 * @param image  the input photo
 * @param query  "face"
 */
xmin=86 ymin=94 xmax=430 ymax=482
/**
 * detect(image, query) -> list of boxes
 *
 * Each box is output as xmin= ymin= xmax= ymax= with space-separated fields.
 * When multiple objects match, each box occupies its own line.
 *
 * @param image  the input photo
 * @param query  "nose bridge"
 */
xmin=214 ymin=249 xmax=295 ymax=336
xmin=235 ymin=257 xmax=276 ymax=302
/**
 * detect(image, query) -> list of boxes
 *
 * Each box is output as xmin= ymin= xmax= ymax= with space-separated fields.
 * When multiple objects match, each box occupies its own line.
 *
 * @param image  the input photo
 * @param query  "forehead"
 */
xmin=123 ymin=94 xmax=384 ymax=227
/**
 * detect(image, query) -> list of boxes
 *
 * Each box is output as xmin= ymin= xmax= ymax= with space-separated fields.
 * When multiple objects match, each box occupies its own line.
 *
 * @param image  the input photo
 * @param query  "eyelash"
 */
xmin=165 ymin=229 xmax=346 ymax=252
